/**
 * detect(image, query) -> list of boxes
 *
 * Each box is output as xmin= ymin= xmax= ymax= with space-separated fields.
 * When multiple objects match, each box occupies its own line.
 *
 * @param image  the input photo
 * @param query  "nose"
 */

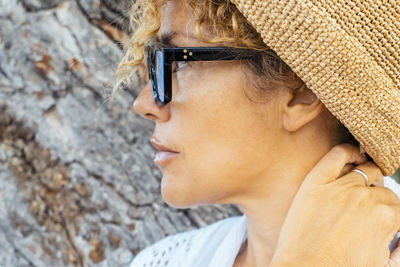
xmin=133 ymin=82 xmax=170 ymax=122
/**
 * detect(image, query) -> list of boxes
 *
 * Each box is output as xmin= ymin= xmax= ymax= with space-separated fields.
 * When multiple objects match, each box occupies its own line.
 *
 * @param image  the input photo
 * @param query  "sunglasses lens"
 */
xmin=155 ymin=51 xmax=165 ymax=104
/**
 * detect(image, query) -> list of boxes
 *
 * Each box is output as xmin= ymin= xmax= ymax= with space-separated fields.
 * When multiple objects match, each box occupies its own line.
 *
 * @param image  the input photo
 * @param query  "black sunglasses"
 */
xmin=146 ymin=46 xmax=263 ymax=106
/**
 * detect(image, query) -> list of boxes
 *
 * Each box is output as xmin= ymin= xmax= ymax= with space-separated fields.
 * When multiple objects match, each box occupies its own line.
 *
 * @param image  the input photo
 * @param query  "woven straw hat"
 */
xmin=230 ymin=0 xmax=400 ymax=176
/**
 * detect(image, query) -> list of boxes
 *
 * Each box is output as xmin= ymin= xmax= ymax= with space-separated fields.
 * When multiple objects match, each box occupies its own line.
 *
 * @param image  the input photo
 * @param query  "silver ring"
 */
xmin=351 ymin=169 xmax=369 ymax=186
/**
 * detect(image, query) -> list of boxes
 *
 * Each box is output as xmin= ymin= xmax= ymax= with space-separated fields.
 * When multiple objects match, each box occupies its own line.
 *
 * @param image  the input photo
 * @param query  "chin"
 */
xmin=161 ymin=183 xmax=194 ymax=209
xmin=160 ymin=176 xmax=203 ymax=209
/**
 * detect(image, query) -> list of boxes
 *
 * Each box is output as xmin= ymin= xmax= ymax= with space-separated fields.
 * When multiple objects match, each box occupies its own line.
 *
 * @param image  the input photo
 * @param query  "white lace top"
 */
xmin=130 ymin=176 xmax=400 ymax=267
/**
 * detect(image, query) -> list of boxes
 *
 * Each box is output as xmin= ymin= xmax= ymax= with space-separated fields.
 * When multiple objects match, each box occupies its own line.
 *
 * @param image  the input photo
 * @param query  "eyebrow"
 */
xmin=157 ymin=32 xmax=178 ymax=47
xmin=155 ymin=31 xmax=198 ymax=47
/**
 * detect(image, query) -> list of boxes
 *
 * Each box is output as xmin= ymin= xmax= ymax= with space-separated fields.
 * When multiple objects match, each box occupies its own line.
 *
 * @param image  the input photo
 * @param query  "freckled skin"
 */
xmin=133 ymin=0 xmax=339 ymax=265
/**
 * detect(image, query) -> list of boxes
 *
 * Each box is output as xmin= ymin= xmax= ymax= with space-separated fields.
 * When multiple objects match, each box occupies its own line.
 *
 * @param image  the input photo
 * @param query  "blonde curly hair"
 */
xmin=115 ymin=0 xmax=361 ymax=151
xmin=115 ymin=0 xmax=304 ymax=96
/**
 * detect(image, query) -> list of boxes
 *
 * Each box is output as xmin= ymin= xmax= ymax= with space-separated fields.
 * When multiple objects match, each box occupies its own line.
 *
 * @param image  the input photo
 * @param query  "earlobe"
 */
xmin=282 ymin=87 xmax=325 ymax=132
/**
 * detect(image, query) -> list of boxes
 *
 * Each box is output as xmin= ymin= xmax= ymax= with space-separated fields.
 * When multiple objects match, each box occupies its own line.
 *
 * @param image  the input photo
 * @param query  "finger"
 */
xmin=304 ymin=144 xmax=367 ymax=185
xmin=345 ymin=161 xmax=383 ymax=186
xmin=372 ymin=174 xmax=385 ymax=187
xmin=337 ymin=162 xmax=357 ymax=178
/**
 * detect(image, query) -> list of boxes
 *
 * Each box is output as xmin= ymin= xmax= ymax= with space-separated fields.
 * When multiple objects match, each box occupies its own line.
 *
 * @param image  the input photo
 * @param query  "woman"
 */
xmin=116 ymin=0 xmax=400 ymax=266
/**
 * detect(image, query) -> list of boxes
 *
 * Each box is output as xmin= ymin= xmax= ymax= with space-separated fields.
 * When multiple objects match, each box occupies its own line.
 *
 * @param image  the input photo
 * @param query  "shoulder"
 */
xmin=130 ymin=215 xmax=245 ymax=267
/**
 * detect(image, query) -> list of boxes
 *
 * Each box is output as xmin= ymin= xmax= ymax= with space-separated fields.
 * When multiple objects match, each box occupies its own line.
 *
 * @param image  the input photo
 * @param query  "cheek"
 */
xmin=160 ymin=96 xmax=243 ymax=206
xmin=174 ymin=68 xmax=253 ymax=174
xmin=161 ymin=104 xmax=273 ymax=207
xmin=173 ymin=62 xmax=237 ymax=105
xmin=161 ymin=125 xmax=271 ymax=207
xmin=161 ymin=64 xmax=279 ymax=206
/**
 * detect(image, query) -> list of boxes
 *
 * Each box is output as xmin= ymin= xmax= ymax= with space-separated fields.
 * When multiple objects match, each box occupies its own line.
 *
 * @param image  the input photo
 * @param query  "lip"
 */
xmin=150 ymin=137 xmax=179 ymax=153
xmin=150 ymin=136 xmax=179 ymax=166
xmin=153 ymin=151 xmax=179 ymax=166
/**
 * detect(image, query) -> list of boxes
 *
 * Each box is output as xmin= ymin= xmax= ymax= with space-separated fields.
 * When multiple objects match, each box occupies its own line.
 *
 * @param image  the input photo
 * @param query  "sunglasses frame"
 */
xmin=146 ymin=46 xmax=263 ymax=106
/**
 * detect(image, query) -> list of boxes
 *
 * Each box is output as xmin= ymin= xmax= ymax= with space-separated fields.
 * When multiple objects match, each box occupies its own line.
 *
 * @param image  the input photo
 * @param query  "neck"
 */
xmin=231 ymin=126 xmax=335 ymax=266
xmin=235 ymin=173 xmax=303 ymax=267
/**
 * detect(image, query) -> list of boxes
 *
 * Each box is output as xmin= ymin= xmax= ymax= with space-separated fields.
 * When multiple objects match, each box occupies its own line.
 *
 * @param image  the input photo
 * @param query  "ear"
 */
xmin=282 ymin=84 xmax=325 ymax=132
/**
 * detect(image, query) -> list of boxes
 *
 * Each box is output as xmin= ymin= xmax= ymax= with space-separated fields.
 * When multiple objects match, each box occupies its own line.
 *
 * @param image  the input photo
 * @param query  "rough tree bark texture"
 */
xmin=0 ymin=0 xmax=241 ymax=266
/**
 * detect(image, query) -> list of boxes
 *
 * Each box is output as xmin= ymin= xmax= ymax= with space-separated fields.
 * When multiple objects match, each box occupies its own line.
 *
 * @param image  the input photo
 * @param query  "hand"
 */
xmin=270 ymin=144 xmax=400 ymax=267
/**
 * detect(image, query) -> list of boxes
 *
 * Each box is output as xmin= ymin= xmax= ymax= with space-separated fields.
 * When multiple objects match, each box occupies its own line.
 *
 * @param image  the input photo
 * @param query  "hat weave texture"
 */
xmin=231 ymin=0 xmax=400 ymax=176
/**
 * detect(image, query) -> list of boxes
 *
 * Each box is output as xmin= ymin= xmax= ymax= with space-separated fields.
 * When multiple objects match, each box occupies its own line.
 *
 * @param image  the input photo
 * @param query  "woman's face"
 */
xmin=134 ymin=0 xmax=294 ymax=207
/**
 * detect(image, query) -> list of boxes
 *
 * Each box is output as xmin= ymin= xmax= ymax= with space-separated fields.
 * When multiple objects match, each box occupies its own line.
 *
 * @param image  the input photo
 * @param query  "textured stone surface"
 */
xmin=0 ymin=0 xmax=241 ymax=266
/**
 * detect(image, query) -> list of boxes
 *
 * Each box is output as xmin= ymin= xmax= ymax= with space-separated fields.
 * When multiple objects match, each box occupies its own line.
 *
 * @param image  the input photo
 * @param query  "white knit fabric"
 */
xmin=130 ymin=176 xmax=400 ymax=267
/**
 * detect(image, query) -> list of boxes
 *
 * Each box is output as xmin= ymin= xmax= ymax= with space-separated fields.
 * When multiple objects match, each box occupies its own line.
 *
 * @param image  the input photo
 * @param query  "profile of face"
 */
xmin=133 ymin=0 xmax=334 ymax=208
